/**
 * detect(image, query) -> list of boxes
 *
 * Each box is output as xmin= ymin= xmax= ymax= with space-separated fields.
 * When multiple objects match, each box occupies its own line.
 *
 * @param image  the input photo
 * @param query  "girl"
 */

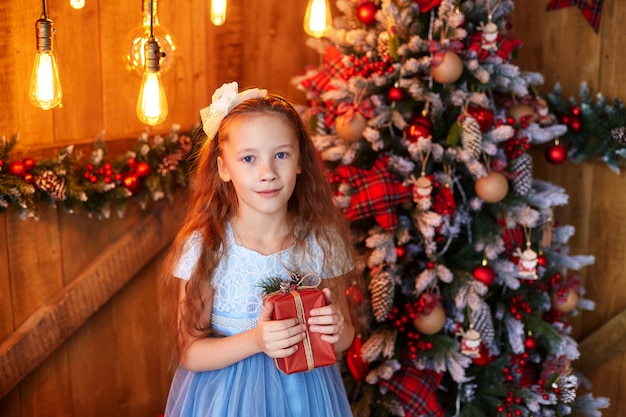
xmin=161 ymin=82 xmax=358 ymax=417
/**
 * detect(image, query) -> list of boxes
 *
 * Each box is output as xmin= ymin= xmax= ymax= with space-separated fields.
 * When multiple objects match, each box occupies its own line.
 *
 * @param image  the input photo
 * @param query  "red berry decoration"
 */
xmin=356 ymin=1 xmax=377 ymax=25
xmin=123 ymin=175 xmax=139 ymax=193
xmin=405 ymin=115 xmax=432 ymax=142
xmin=473 ymin=264 xmax=495 ymax=286
xmin=345 ymin=283 xmax=363 ymax=306
xmin=466 ymin=105 xmax=495 ymax=133
xmin=387 ymin=86 xmax=404 ymax=102
xmin=135 ymin=161 xmax=152 ymax=178
xmin=395 ymin=245 xmax=407 ymax=259
xmin=23 ymin=157 xmax=36 ymax=171
xmin=545 ymin=140 xmax=567 ymax=165
xmin=9 ymin=161 xmax=26 ymax=176
xmin=568 ymin=117 xmax=582 ymax=133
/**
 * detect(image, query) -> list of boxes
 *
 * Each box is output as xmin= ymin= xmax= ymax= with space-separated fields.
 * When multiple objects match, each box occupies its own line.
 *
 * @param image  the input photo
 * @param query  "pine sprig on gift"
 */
xmin=257 ymin=276 xmax=288 ymax=295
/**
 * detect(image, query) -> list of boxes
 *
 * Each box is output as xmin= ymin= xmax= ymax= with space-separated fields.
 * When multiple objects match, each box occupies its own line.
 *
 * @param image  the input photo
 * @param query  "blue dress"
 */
xmin=164 ymin=223 xmax=353 ymax=417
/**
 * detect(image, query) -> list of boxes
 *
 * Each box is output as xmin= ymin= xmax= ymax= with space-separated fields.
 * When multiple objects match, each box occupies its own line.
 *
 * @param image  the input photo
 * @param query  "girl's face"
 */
xmin=217 ymin=113 xmax=301 ymax=219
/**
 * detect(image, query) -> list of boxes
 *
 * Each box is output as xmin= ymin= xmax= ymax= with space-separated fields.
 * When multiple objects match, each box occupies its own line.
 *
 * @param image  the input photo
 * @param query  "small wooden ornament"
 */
xmin=552 ymin=288 xmax=579 ymax=313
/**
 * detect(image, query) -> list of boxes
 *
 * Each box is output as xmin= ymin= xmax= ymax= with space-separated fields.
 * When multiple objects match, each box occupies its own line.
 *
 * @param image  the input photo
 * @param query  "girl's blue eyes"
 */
xmin=241 ymin=152 xmax=288 ymax=163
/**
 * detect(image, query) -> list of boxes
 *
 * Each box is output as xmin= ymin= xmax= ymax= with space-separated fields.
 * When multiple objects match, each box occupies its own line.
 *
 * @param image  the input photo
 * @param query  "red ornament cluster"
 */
xmin=561 ymin=105 xmax=583 ymax=133
xmin=509 ymin=295 xmax=532 ymax=320
xmin=343 ymin=54 xmax=394 ymax=80
xmin=7 ymin=157 xmax=37 ymax=183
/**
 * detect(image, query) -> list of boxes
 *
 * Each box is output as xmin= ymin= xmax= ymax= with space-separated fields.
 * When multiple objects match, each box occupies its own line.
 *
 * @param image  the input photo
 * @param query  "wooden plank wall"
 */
xmin=0 ymin=0 xmax=624 ymax=416
xmin=513 ymin=0 xmax=626 ymax=415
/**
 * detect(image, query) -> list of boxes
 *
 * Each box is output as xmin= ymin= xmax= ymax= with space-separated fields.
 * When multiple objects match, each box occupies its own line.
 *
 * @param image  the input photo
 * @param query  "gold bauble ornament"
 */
xmin=413 ymin=304 xmax=446 ymax=335
xmin=506 ymin=104 xmax=536 ymax=125
xmin=552 ymin=288 xmax=579 ymax=313
xmin=475 ymin=171 xmax=509 ymax=203
xmin=336 ymin=112 xmax=367 ymax=142
xmin=430 ymin=51 xmax=464 ymax=84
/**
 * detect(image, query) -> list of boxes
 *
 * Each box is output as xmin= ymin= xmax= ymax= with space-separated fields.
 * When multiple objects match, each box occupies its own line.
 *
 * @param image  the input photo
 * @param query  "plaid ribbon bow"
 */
xmin=331 ymin=99 xmax=376 ymax=126
xmin=299 ymin=46 xmax=346 ymax=97
xmin=430 ymin=39 xmax=464 ymax=66
xmin=337 ymin=157 xmax=412 ymax=231
xmin=547 ymin=0 xmax=604 ymax=33
xmin=379 ymin=366 xmax=444 ymax=417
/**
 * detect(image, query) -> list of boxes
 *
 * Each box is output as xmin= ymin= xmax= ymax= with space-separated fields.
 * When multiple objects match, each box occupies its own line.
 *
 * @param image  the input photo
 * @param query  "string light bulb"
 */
xmin=210 ymin=0 xmax=227 ymax=26
xmin=304 ymin=0 xmax=332 ymax=38
xmin=70 ymin=0 xmax=85 ymax=9
xmin=29 ymin=1 xmax=62 ymax=110
xmin=136 ymin=0 xmax=168 ymax=126
xmin=124 ymin=0 xmax=176 ymax=76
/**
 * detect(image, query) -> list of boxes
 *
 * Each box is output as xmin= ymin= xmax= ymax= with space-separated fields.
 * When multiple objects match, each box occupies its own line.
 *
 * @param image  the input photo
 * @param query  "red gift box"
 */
xmin=269 ymin=288 xmax=336 ymax=374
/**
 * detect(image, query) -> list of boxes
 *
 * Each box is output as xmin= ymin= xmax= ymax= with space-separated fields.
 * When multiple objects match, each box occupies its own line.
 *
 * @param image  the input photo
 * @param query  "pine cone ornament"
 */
xmin=557 ymin=374 xmax=578 ymax=403
xmin=34 ymin=170 xmax=67 ymax=201
xmin=377 ymin=31 xmax=390 ymax=60
xmin=511 ymin=153 xmax=533 ymax=195
xmin=369 ymin=270 xmax=395 ymax=322
xmin=611 ymin=126 xmax=626 ymax=144
xmin=158 ymin=154 xmax=179 ymax=174
xmin=461 ymin=115 xmax=482 ymax=159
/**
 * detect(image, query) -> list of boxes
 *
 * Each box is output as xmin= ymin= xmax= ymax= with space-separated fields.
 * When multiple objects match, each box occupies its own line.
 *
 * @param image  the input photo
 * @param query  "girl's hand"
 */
xmin=307 ymin=288 xmax=345 ymax=345
xmin=254 ymin=301 xmax=307 ymax=358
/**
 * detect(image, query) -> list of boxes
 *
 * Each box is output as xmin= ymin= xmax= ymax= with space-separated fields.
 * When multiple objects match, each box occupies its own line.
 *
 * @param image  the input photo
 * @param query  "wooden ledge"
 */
xmin=0 ymin=200 xmax=184 ymax=399
xmin=577 ymin=307 xmax=626 ymax=374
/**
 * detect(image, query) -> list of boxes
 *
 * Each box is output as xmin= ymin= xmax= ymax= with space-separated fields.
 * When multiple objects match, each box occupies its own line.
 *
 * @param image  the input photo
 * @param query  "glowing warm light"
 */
xmin=70 ymin=0 xmax=85 ymax=9
xmin=29 ymin=17 xmax=62 ymax=110
xmin=211 ymin=0 xmax=227 ymax=26
xmin=123 ymin=0 xmax=176 ymax=76
xmin=137 ymin=71 xmax=168 ymax=126
xmin=304 ymin=0 xmax=332 ymax=38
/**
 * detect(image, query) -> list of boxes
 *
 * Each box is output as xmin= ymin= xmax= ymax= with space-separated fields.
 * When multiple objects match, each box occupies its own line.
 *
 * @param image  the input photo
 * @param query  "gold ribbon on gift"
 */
xmin=291 ymin=290 xmax=315 ymax=371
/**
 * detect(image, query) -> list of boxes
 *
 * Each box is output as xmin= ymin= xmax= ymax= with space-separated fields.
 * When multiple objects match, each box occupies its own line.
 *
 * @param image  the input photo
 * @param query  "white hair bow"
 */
xmin=199 ymin=81 xmax=267 ymax=141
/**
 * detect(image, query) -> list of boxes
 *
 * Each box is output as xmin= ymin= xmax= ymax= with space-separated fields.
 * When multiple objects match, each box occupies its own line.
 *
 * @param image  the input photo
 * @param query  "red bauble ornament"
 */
xmin=537 ymin=254 xmax=548 ymax=267
xmin=345 ymin=284 xmax=363 ymax=306
xmin=430 ymin=51 xmax=463 ymax=84
xmin=135 ymin=161 xmax=152 ymax=178
xmin=467 ymin=105 xmax=495 ymax=133
xmin=545 ymin=141 xmax=567 ymax=165
xmin=568 ymin=117 xmax=582 ymax=133
xmin=395 ymin=245 xmax=407 ymax=259
xmin=346 ymin=334 xmax=370 ymax=381
xmin=472 ymin=343 xmax=496 ymax=366
xmin=570 ymin=105 xmax=582 ymax=118
xmin=473 ymin=264 xmax=495 ymax=286
xmin=387 ymin=86 xmax=404 ymax=102
xmin=23 ymin=157 xmax=36 ymax=171
xmin=9 ymin=161 xmax=26 ymax=176
xmin=24 ymin=173 xmax=34 ymax=183
xmin=524 ymin=336 xmax=536 ymax=350
xmin=356 ymin=1 xmax=377 ymax=25
xmin=405 ymin=115 xmax=432 ymax=143
xmin=475 ymin=171 xmax=509 ymax=203
xmin=123 ymin=175 xmax=139 ymax=193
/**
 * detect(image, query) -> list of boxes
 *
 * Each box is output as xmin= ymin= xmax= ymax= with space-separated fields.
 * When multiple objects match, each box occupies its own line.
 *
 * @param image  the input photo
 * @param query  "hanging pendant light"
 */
xmin=29 ymin=0 xmax=62 ymax=110
xmin=304 ymin=0 xmax=332 ymax=38
xmin=70 ymin=0 xmax=85 ymax=9
xmin=124 ymin=0 xmax=176 ymax=76
xmin=211 ymin=0 xmax=227 ymax=26
xmin=136 ymin=0 xmax=168 ymax=126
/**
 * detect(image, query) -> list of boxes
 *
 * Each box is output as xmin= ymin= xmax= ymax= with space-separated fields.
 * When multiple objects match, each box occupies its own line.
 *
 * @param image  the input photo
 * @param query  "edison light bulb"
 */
xmin=124 ymin=0 xmax=176 ymax=76
xmin=70 ymin=0 xmax=85 ymax=9
xmin=211 ymin=0 xmax=227 ymax=26
xmin=304 ymin=0 xmax=332 ymax=38
xmin=29 ymin=17 xmax=62 ymax=110
xmin=136 ymin=39 xmax=168 ymax=126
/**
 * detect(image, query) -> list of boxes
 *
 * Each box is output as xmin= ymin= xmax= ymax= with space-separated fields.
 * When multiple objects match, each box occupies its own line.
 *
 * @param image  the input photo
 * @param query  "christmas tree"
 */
xmin=293 ymin=1 xmax=610 ymax=416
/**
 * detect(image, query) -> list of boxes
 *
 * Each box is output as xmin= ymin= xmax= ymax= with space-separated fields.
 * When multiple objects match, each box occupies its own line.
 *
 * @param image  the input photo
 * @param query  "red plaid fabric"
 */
xmin=466 ymin=32 xmax=522 ymax=62
xmin=379 ymin=366 xmax=444 ymax=417
xmin=429 ymin=39 xmax=463 ymax=66
xmin=299 ymin=46 xmax=346 ymax=96
xmin=330 ymin=99 xmax=376 ymax=126
xmin=547 ymin=0 xmax=604 ymax=32
xmin=337 ymin=157 xmax=412 ymax=231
